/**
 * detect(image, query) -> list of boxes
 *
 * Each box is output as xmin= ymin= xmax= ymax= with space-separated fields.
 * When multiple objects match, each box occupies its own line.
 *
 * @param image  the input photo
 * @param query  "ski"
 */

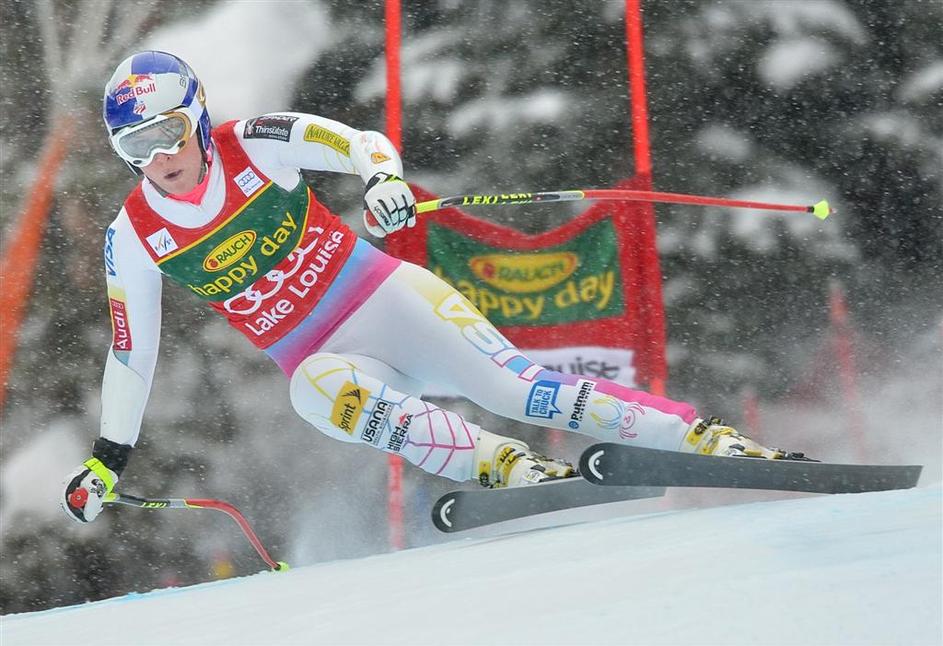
xmin=431 ymin=477 xmax=665 ymax=533
xmin=579 ymin=443 xmax=923 ymax=494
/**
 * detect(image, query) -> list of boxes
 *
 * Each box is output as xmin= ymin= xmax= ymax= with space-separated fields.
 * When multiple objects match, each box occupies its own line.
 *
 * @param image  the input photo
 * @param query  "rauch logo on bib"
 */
xmin=203 ymin=231 xmax=257 ymax=272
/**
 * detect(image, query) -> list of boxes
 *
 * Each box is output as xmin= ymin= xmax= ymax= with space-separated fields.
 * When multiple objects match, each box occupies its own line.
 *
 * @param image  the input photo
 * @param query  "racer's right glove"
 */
xmin=362 ymin=171 xmax=416 ymax=238
xmin=61 ymin=438 xmax=132 ymax=523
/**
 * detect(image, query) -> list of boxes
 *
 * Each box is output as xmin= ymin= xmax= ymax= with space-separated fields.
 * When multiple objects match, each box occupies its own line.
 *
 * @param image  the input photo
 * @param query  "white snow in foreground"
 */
xmin=3 ymin=485 xmax=940 ymax=646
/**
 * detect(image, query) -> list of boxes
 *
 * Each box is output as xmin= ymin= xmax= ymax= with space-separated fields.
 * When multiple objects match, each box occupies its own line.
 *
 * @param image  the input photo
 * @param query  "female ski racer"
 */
xmin=62 ymin=51 xmax=791 ymax=523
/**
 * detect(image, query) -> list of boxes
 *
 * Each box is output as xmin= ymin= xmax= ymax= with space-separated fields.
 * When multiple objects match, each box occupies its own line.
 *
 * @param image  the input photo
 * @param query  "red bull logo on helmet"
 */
xmin=115 ymin=73 xmax=157 ymax=106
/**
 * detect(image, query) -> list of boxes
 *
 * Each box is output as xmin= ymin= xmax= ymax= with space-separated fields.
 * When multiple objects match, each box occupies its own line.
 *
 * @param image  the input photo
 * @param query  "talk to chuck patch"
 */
xmin=243 ymin=114 xmax=299 ymax=142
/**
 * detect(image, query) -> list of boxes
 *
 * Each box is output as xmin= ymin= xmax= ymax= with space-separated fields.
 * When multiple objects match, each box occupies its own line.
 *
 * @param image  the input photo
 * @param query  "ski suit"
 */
xmin=102 ymin=111 xmax=698 ymax=482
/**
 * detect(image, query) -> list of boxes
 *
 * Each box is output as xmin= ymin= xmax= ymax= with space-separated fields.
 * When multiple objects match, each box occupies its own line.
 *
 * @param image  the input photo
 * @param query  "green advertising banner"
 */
xmin=426 ymin=218 xmax=625 ymax=327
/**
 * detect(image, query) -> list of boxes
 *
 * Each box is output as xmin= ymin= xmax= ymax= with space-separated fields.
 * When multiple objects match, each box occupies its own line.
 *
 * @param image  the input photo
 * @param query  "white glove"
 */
xmin=362 ymin=172 xmax=417 ymax=238
xmin=62 ymin=458 xmax=118 ymax=523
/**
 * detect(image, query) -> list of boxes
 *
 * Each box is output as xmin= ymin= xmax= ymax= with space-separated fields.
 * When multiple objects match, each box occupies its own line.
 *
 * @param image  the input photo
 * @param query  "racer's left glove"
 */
xmin=61 ymin=438 xmax=132 ymax=523
xmin=362 ymin=172 xmax=417 ymax=238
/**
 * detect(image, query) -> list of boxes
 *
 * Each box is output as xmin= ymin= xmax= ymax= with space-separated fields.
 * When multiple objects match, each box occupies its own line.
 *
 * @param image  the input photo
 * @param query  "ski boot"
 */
xmin=681 ymin=417 xmax=807 ymax=460
xmin=474 ymin=430 xmax=578 ymax=488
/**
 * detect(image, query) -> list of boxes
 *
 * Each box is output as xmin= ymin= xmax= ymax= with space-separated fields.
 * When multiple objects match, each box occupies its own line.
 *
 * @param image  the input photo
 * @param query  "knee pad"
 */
xmin=290 ymin=353 xmax=480 ymax=482
xmin=290 ymin=353 xmax=371 ymax=444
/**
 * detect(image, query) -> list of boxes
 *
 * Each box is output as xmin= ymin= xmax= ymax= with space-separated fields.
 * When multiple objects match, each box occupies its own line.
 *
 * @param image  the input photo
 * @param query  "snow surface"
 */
xmin=4 ymin=485 xmax=940 ymax=646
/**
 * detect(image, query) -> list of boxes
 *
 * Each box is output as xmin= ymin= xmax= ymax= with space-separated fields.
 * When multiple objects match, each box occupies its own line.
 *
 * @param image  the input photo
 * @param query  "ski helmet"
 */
xmin=103 ymin=51 xmax=211 ymax=173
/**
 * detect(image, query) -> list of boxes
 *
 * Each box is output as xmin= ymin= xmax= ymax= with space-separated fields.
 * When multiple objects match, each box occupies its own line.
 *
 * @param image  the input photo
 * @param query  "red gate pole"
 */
xmin=625 ymin=0 xmax=652 ymax=181
xmin=625 ymin=0 xmax=667 ymax=396
xmin=384 ymin=0 xmax=405 ymax=551
xmin=385 ymin=0 xmax=403 ymax=152
xmin=829 ymin=281 xmax=869 ymax=462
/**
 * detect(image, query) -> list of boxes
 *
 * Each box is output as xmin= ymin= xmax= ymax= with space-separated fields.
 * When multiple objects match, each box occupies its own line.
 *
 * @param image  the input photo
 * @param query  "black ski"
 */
xmin=579 ymin=443 xmax=923 ymax=494
xmin=431 ymin=478 xmax=665 ymax=533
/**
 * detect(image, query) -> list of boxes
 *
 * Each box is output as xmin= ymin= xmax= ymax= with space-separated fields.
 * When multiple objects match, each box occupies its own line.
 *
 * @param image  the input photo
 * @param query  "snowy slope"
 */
xmin=3 ymin=485 xmax=941 ymax=646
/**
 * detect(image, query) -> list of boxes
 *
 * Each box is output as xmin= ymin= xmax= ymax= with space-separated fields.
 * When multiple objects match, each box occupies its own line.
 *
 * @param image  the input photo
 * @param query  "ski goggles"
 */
xmin=110 ymin=109 xmax=198 ymax=167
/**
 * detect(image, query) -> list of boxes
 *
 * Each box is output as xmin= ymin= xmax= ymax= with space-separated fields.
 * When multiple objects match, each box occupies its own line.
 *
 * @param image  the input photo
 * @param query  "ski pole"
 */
xmin=105 ymin=492 xmax=289 ymax=572
xmin=416 ymin=188 xmax=832 ymax=219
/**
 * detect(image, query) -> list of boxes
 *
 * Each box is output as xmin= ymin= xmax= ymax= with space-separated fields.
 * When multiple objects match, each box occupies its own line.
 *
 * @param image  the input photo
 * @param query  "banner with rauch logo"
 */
xmin=386 ymin=176 xmax=667 ymax=395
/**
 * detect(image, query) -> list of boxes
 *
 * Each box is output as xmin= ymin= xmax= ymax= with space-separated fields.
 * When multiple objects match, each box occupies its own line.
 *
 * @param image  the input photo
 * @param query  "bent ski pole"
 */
xmin=105 ymin=492 xmax=288 ymax=572
xmin=416 ymin=189 xmax=832 ymax=219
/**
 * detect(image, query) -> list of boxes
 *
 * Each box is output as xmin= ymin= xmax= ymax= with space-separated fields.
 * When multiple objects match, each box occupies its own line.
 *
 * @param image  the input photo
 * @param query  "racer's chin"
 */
xmin=149 ymin=166 xmax=199 ymax=195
